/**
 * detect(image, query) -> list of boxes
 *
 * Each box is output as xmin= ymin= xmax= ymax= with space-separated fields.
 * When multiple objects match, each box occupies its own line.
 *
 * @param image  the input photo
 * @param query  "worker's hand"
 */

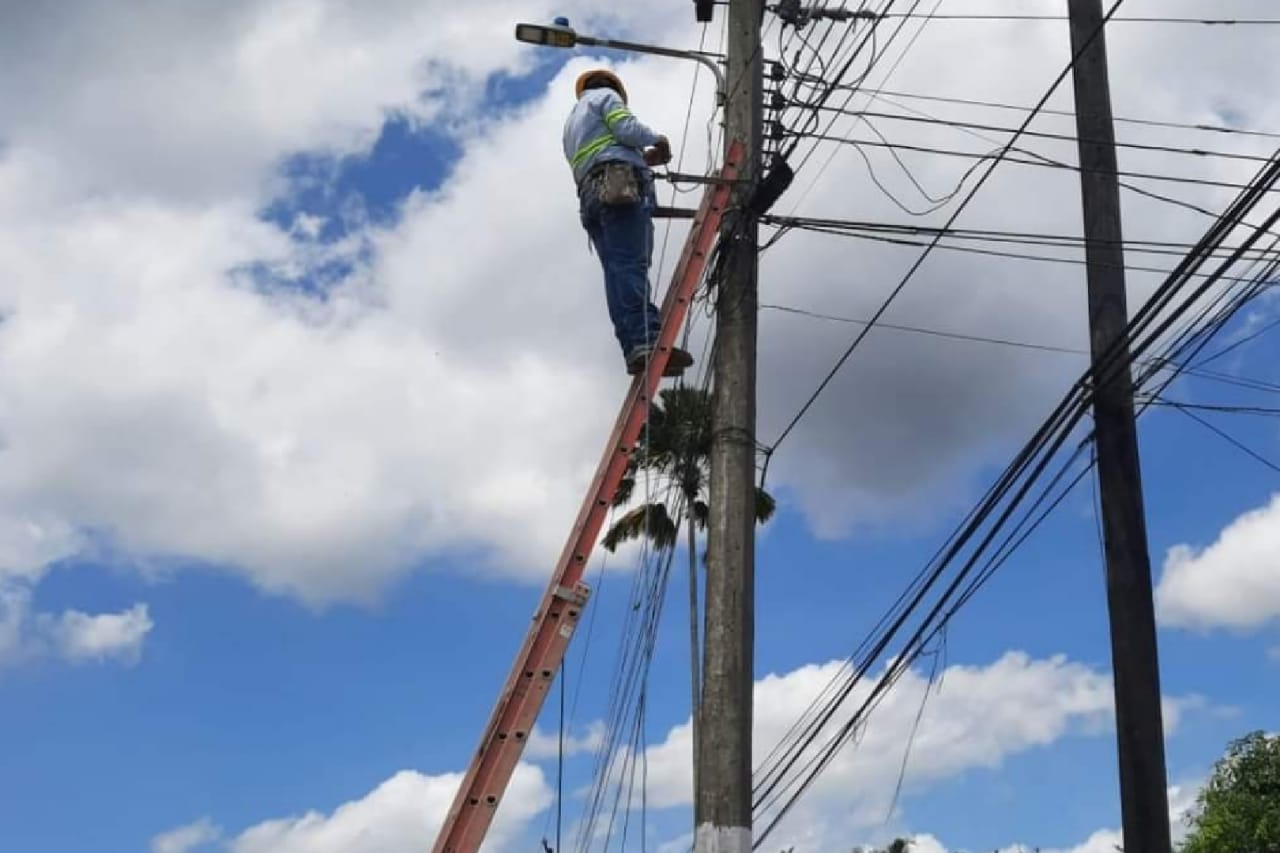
xmin=644 ymin=135 xmax=672 ymax=166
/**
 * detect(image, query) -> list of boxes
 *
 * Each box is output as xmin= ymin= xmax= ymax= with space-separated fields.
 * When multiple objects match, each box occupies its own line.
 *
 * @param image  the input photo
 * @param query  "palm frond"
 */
xmin=613 ymin=475 xmax=636 ymax=507
xmin=612 ymin=456 xmax=638 ymax=507
xmin=601 ymin=503 xmax=678 ymax=552
xmin=692 ymin=500 xmax=709 ymax=529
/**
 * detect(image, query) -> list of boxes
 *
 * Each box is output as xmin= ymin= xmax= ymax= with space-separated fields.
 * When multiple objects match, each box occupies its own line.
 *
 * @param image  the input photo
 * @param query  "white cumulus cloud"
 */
xmin=834 ymin=774 xmax=1200 ymax=853
xmin=42 ymin=603 xmax=153 ymax=664
xmin=231 ymin=763 xmax=550 ymax=853
xmin=526 ymin=719 xmax=606 ymax=761
xmin=635 ymin=651 xmax=1120 ymax=849
xmin=1042 ymin=829 xmax=1124 ymax=853
xmin=0 ymin=585 xmax=152 ymax=668
xmin=2 ymin=0 xmax=1279 ymax=608
xmin=0 ymin=585 xmax=29 ymax=665
xmin=642 ymin=653 xmax=1207 ymax=851
xmin=1156 ymin=493 xmax=1280 ymax=630
xmin=151 ymin=817 xmax=223 ymax=853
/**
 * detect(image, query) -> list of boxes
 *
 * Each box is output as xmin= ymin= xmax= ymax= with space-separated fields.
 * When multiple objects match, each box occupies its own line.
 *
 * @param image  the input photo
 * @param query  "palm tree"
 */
xmin=601 ymin=386 xmax=776 ymax=801
xmin=603 ymin=386 xmax=776 ymax=554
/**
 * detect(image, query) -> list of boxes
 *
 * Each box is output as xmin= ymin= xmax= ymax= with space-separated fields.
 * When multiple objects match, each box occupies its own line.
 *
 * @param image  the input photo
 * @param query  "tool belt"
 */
xmin=588 ymin=160 xmax=640 ymax=206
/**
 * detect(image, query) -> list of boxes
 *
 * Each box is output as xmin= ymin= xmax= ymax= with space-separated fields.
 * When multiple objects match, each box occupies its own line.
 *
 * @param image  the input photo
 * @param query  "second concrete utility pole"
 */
xmin=1067 ymin=2 xmax=1172 ymax=851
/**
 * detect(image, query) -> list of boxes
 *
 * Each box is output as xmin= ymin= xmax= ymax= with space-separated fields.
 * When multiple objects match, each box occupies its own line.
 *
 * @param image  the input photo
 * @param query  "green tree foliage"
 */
xmin=848 ymin=840 xmax=911 ymax=853
xmin=1181 ymin=730 xmax=1280 ymax=853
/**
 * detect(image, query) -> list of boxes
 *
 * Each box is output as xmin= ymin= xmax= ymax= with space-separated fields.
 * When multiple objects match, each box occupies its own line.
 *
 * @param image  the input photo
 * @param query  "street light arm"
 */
xmin=575 ymin=34 xmax=725 ymax=104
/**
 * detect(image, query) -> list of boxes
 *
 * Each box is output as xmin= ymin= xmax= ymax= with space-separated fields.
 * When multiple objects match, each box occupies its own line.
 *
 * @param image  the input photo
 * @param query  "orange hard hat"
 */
xmin=575 ymin=68 xmax=628 ymax=104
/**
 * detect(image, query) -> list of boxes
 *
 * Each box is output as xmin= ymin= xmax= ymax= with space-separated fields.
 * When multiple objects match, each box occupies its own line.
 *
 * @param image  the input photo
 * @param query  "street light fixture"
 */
xmin=514 ymin=21 xmax=577 ymax=48
xmin=513 ymin=18 xmax=725 ymax=104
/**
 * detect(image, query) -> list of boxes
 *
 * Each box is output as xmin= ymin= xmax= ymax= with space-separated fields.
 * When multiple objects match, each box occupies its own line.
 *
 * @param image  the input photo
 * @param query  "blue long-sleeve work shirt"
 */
xmin=562 ymin=87 xmax=661 ymax=186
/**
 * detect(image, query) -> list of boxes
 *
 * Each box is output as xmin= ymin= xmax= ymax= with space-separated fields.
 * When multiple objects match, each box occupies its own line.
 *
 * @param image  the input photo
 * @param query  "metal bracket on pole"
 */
xmin=515 ymin=21 xmax=727 ymax=105
xmin=575 ymin=34 xmax=727 ymax=105
xmin=663 ymin=171 xmax=743 ymax=186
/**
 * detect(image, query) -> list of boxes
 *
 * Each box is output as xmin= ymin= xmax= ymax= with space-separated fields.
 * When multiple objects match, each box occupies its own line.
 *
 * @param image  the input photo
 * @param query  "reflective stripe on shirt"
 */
xmin=603 ymin=107 xmax=632 ymax=129
xmin=571 ymin=132 xmax=617 ymax=168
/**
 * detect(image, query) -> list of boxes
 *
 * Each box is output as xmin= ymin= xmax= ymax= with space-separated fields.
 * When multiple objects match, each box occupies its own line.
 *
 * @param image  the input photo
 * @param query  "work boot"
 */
xmin=626 ymin=343 xmax=694 ymax=377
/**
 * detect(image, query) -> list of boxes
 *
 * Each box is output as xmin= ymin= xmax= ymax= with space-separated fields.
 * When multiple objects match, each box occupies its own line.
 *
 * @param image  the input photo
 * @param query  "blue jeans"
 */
xmin=580 ymin=167 xmax=662 ymax=358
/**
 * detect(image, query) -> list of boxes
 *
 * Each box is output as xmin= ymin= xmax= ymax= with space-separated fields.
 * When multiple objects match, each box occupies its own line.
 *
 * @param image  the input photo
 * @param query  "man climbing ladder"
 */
xmin=432 ymin=136 xmax=745 ymax=853
xmin=564 ymin=68 xmax=695 ymax=376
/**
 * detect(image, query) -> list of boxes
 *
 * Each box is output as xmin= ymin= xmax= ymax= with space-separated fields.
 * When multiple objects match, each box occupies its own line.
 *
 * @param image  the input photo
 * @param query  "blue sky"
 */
xmin=0 ymin=3 xmax=1278 ymax=853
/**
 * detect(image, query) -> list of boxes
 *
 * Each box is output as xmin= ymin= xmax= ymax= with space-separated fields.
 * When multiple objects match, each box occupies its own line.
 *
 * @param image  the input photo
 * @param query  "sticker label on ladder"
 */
xmin=559 ymin=623 xmax=573 ymax=639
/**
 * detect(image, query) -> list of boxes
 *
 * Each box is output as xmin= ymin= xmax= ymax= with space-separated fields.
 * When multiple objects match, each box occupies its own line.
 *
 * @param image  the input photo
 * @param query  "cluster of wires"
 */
xmin=770 ymin=0 xmax=954 ymax=215
xmin=568 ymin=318 xmax=723 ymax=852
xmin=766 ymin=86 xmax=1280 ymax=230
xmin=772 ymin=0 xmax=963 ymax=178
xmin=571 ymin=504 xmax=682 ymax=853
xmin=570 ymin=345 xmax=725 ymax=852
xmin=765 ymin=4 xmax=1280 ymax=234
xmin=749 ymin=143 xmax=1280 ymax=847
xmin=759 ymin=0 xmax=1139 ymax=471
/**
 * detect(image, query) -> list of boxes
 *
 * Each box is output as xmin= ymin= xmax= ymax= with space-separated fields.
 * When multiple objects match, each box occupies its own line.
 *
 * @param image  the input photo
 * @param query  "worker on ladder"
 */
xmin=564 ymin=68 xmax=694 ymax=377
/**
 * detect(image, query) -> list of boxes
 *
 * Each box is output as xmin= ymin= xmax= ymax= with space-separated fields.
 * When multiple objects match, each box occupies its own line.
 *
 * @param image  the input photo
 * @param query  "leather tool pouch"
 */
xmin=597 ymin=161 xmax=640 ymax=206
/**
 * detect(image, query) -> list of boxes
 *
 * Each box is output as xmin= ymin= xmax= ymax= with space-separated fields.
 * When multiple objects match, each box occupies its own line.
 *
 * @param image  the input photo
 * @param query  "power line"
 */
xmin=807 ymin=106 xmax=1274 ymax=165
xmin=764 ymin=215 xmax=1280 ymax=261
xmin=762 ymin=301 xmax=1280 ymax=396
xmin=1143 ymin=397 xmax=1280 ymax=418
xmin=1190 ymin=367 xmax=1280 ymax=396
xmin=1127 ymin=222 xmax=1280 ymax=410
xmin=789 ymin=131 xmax=1280 ymax=195
xmin=876 ymin=13 xmax=1280 ymax=25
xmin=761 ymin=216 xmax=1280 ymax=288
xmin=1163 ymin=402 xmax=1280 ymax=473
xmin=860 ymin=88 xmax=1280 ymax=142
xmin=762 ymin=302 xmax=1087 ymax=355
xmin=654 ymin=23 xmax=715 ymax=287
xmin=1191 ymin=315 xmax=1280 ymax=368
xmin=575 ymin=524 xmax=680 ymax=853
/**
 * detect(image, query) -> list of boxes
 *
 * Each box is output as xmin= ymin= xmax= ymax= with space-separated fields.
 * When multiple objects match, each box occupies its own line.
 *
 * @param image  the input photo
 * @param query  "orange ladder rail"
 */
xmin=433 ymin=141 xmax=744 ymax=853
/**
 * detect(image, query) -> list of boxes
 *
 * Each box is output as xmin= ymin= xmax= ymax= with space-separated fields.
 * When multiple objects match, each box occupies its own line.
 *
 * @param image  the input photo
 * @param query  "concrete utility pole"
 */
xmin=697 ymin=0 xmax=763 ymax=850
xmin=1067 ymin=2 xmax=1172 ymax=851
